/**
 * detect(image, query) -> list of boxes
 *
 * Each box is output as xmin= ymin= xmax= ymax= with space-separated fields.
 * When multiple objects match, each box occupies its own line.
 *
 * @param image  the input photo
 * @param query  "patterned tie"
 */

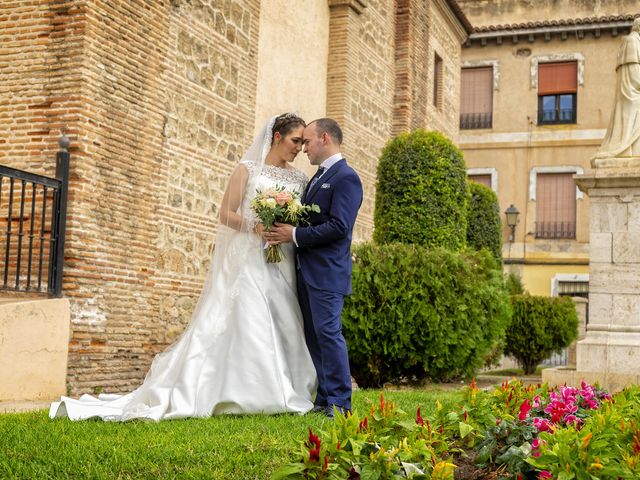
xmin=307 ymin=166 xmax=325 ymax=192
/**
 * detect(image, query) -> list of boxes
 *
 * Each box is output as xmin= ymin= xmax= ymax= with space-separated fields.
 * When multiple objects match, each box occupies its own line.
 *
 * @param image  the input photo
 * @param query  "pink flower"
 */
xmin=275 ymin=191 xmax=292 ymax=205
xmin=532 ymin=438 xmax=541 ymax=457
xmin=532 ymin=395 xmax=542 ymax=408
xmin=539 ymin=471 xmax=553 ymax=479
xmin=564 ymin=414 xmax=582 ymax=427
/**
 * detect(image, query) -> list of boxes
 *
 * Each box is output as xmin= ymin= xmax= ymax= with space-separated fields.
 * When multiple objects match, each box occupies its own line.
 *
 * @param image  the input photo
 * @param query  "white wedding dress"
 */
xmin=49 ymin=160 xmax=317 ymax=421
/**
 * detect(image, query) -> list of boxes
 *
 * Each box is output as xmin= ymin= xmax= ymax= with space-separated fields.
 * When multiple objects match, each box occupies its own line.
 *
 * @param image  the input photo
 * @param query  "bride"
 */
xmin=50 ymin=113 xmax=318 ymax=420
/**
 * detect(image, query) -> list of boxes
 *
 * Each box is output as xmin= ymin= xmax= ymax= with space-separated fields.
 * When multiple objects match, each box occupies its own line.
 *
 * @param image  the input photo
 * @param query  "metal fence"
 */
xmin=0 ymin=138 xmax=69 ymax=297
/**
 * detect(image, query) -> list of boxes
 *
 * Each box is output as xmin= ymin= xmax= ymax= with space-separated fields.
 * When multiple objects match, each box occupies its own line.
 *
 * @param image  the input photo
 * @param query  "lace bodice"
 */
xmin=240 ymin=161 xmax=309 ymax=228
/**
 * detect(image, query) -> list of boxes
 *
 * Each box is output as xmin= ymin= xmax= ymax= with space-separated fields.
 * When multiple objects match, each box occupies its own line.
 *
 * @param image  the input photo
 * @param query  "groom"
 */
xmin=270 ymin=118 xmax=363 ymax=416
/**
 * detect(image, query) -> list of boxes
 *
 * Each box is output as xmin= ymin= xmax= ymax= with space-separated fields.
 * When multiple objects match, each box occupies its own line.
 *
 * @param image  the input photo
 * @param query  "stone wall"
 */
xmin=425 ymin=0 xmax=466 ymax=140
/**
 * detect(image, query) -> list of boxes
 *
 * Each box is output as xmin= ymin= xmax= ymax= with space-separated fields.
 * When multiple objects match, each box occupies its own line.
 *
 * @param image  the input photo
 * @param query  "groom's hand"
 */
xmin=268 ymin=223 xmax=294 ymax=244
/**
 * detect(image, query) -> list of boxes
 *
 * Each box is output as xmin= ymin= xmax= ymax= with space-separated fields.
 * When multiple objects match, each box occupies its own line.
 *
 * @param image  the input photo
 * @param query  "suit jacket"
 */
xmin=296 ymin=159 xmax=363 ymax=295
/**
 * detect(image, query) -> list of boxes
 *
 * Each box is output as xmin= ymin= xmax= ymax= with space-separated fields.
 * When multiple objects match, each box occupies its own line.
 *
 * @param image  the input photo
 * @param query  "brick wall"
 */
xmin=1 ymin=0 xmax=260 ymax=394
xmin=326 ymin=0 xmax=396 ymax=241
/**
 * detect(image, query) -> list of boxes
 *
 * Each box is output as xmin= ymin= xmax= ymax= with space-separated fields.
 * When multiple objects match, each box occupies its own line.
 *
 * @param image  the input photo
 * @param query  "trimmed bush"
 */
xmin=505 ymin=295 xmax=579 ymax=374
xmin=373 ymin=130 xmax=469 ymax=251
xmin=343 ymin=242 xmax=512 ymax=388
xmin=466 ymin=181 xmax=502 ymax=262
xmin=505 ymin=271 xmax=526 ymax=295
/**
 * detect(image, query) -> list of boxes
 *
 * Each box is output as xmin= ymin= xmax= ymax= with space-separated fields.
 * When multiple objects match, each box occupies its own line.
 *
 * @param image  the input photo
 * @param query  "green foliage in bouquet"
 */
xmin=342 ymin=243 xmax=511 ymax=388
xmin=373 ymin=130 xmax=469 ymax=251
xmin=505 ymin=295 xmax=579 ymax=375
xmin=250 ymin=185 xmax=320 ymax=262
xmin=466 ymin=181 xmax=502 ymax=264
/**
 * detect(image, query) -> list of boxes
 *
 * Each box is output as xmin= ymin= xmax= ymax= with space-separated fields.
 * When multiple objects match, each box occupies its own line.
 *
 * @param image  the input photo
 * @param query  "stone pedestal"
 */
xmin=543 ymin=162 xmax=640 ymax=391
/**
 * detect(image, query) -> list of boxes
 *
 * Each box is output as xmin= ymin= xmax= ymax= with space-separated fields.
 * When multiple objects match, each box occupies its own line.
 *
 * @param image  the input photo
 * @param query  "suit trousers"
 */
xmin=296 ymin=268 xmax=351 ymax=410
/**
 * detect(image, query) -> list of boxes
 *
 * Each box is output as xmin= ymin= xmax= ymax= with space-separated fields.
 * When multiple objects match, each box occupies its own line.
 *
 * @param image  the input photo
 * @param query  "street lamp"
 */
xmin=504 ymin=204 xmax=520 ymax=242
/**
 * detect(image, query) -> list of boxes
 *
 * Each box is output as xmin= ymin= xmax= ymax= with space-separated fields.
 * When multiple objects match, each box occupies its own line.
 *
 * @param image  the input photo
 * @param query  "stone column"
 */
xmin=573 ymin=159 xmax=640 ymax=391
xmin=567 ymin=296 xmax=587 ymax=366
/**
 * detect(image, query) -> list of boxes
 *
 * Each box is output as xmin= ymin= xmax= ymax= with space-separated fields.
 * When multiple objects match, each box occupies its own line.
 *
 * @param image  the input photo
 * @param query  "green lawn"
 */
xmin=0 ymin=389 xmax=463 ymax=479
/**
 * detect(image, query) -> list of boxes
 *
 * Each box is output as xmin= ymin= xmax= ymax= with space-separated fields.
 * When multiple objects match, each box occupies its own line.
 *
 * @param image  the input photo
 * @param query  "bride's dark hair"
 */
xmin=271 ymin=113 xmax=306 ymax=144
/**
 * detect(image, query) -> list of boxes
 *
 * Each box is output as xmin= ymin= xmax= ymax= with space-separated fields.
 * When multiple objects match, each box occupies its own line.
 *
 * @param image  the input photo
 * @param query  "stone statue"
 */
xmin=594 ymin=17 xmax=640 ymax=160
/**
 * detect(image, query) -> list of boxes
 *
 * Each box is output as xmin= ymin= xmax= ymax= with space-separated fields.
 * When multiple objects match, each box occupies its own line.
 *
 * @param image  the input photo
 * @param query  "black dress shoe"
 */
xmin=311 ymin=404 xmax=327 ymax=413
xmin=323 ymin=405 xmax=351 ymax=418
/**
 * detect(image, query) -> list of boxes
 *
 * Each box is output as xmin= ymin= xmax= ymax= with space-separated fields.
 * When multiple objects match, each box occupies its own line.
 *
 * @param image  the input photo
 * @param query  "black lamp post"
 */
xmin=504 ymin=204 xmax=520 ymax=242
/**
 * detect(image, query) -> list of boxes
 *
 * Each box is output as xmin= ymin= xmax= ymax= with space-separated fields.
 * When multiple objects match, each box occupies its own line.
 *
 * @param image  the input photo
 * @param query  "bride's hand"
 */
xmin=254 ymin=222 xmax=268 ymax=238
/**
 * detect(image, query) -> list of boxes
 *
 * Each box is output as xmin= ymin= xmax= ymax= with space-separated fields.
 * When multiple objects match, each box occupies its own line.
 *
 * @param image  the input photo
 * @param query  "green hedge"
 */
xmin=343 ymin=243 xmax=511 ymax=388
xmin=467 ymin=181 xmax=502 ymax=263
xmin=373 ymin=130 xmax=469 ymax=251
xmin=505 ymin=295 xmax=579 ymax=374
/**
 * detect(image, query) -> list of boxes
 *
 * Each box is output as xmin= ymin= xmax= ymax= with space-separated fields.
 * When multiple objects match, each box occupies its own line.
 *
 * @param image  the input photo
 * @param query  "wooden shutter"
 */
xmin=461 ymin=67 xmax=493 ymax=114
xmin=538 ymin=62 xmax=577 ymax=95
xmin=536 ymin=173 xmax=576 ymax=238
xmin=468 ymin=174 xmax=492 ymax=188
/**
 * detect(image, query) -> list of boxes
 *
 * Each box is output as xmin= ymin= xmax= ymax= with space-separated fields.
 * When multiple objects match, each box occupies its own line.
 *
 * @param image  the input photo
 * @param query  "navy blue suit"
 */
xmin=296 ymin=159 xmax=363 ymax=410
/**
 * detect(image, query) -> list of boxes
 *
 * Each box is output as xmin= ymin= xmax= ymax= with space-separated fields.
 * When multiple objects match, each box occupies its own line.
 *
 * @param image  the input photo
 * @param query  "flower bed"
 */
xmin=273 ymin=380 xmax=640 ymax=479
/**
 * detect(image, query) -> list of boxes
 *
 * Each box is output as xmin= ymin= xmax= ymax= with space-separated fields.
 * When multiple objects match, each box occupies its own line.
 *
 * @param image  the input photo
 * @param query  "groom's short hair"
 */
xmin=311 ymin=118 xmax=343 ymax=145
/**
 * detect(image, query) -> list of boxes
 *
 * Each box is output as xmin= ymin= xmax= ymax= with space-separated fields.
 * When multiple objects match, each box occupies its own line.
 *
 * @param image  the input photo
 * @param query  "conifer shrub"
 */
xmin=342 ymin=243 xmax=511 ymax=388
xmin=505 ymin=271 xmax=526 ymax=295
xmin=466 ymin=181 xmax=502 ymax=263
xmin=373 ymin=130 xmax=469 ymax=251
xmin=505 ymin=295 xmax=579 ymax=374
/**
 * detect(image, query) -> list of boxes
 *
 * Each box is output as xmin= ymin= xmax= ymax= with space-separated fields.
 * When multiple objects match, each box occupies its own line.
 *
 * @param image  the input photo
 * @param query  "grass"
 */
xmin=0 ymin=388 xmax=463 ymax=479
xmin=482 ymin=366 xmax=545 ymax=376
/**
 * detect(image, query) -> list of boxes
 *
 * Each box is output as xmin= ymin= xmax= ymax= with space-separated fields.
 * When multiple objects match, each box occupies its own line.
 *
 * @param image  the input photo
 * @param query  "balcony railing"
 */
xmin=535 ymin=221 xmax=576 ymax=239
xmin=538 ymin=108 xmax=576 ymax=125
xmin=460 ymin=112 xmax=492 ymax=130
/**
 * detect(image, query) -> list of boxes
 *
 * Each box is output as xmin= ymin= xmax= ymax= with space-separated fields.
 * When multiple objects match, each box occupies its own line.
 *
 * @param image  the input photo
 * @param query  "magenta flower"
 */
xmin=533 ymin=417 xmax=555 ymax=432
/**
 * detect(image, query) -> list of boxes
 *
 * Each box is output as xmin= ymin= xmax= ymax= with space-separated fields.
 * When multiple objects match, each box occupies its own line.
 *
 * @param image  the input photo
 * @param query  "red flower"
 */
xmin=633 ymin=435 xmax=640 ymax=455
xmin=518 ymin=399 xmax=532 ymax=421
xmin=416 ymin=406 xmax=425 ymax=426
xmin=306 ymin=428 xmax=321 ymax=463
xmin=358 ymin=416 xmax=368 ymax=432
xmin=348 ymin=466 xmax=360 ymax=479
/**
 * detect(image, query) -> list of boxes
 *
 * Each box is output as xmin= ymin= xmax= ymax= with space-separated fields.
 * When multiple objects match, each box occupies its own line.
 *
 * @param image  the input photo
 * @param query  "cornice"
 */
xmin=466 ymin=17 xmax=636 ymax=47
xmin=328 ymin=0 xmax=367 ymax=15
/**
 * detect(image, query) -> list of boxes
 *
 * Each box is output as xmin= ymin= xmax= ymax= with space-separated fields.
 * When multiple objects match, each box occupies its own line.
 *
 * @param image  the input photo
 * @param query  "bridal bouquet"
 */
xmin=251 ymin=186 xmax=320 ymax=263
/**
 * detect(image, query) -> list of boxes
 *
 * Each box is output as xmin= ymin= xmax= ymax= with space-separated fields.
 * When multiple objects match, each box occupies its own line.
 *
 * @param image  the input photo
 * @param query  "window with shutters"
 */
xmin=433 ymin=53 xmax=443 ymax=108
xmin=468 ymin=174 xmax=492 ymax=188
xmin=537 ymin=62 xmax=577 ymax=125
xmin=535 ymin=172 xmax=576 ymax=239
xmin=460 ymin=67 xmax=493 ymax=129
